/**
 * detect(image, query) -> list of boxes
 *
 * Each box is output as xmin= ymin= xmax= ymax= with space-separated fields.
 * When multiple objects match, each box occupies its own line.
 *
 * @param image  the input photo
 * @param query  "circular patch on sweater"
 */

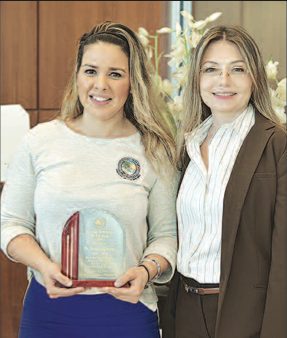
xmin=116 ymin=157 xmax=141 ymax=180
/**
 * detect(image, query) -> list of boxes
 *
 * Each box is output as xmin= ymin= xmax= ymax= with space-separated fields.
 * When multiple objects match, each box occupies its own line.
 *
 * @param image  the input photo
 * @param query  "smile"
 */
xmin=89 ymin=95 xmax=111 ymax=101
xmin=213 ymin=92 xmax=236 ymax=97
xmin=89 ymin=95 xmax=112 ymax=104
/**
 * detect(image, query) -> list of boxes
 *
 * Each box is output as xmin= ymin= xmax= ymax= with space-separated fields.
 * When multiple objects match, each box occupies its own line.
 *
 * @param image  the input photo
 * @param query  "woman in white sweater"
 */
xmin=1 ymin=21 xmax=178 ymax=338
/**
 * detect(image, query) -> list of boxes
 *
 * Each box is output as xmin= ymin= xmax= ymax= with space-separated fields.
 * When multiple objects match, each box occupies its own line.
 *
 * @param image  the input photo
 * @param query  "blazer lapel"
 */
xmin=215 ymin=113 xmax=275 ymax=329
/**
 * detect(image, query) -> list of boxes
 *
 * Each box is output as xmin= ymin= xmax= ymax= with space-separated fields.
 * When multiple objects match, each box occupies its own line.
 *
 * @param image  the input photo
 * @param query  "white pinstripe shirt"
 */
xmin=177 ymin=105 xmax=255 ymax=283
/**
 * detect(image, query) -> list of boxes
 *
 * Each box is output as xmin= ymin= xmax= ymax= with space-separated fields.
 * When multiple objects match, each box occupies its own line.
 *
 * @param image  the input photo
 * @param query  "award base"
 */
xmin=71 ymin=280 xmax=116 ymax=287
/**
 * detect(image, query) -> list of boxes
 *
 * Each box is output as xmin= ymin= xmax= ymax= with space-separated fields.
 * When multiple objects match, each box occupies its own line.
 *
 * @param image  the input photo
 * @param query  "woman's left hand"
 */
xmin=102 ymin=266 xmax=149 ymax=303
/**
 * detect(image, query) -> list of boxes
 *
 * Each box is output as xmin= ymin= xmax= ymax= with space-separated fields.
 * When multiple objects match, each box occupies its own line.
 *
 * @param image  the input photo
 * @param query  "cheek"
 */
xmin=200 ymin=78 xmax=212 ymax=94
xmin=246 ymin=84 xmax=253 ymax=98
xmin=199 ymin=80 xmax=211 ymax=103
xmin=76 ymin=76 xmax=88 ymax=92
xmin=239 ymin=84 xmax=253 ymax=104
xmin=117 ymin=83 xmax=130 ymax=102
xmin=238 ymin=77 xmax=253 ymax=96
xmin=76 ymin=78 xmax=84 ymax=98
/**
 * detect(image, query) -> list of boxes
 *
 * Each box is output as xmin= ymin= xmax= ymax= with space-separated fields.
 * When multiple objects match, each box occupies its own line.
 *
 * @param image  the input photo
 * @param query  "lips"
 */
xmin=213 ymin=92 xmax=236 ymax=96
xmin=89 ymin=95 xmax=112 ymax=102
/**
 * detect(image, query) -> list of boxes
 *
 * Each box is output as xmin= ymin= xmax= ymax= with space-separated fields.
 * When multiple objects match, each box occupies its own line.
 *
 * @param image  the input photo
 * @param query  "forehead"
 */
xmin=82 ymin=41 xmax=128 ymax=67
xmin=202 ymin=40 xmax=244 ymax=63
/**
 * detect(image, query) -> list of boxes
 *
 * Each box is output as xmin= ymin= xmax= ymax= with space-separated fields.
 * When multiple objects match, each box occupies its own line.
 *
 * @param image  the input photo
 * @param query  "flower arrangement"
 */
xmin=137 ymin=11 xmax=286 ymax=131
xmin=265 ymin=60 xmax=286 ymax=123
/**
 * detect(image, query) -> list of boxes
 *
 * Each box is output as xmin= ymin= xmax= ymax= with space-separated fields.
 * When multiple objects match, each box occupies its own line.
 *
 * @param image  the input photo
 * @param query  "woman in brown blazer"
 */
xmin=162 ymin=25 xmax=286 ymax=338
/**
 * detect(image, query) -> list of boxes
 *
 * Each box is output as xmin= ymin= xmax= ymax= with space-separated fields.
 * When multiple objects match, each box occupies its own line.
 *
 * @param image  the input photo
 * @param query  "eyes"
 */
xmin=83 ymin=68 xmax=123 ymax=79
xmin=200 ymin=65 xmax=248 ymax=76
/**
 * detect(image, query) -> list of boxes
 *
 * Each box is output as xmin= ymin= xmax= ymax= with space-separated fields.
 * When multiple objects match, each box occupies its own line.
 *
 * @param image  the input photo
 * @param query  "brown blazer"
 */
xmin=163 ymin=111 xmax=287 ymax=338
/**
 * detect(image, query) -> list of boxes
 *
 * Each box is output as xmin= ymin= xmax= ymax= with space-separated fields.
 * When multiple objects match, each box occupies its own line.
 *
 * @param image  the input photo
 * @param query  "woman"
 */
xmin=163 ymin=25 xmax=286 ymax=338
xmin=1 ymin=21 xmax=178 ymax=338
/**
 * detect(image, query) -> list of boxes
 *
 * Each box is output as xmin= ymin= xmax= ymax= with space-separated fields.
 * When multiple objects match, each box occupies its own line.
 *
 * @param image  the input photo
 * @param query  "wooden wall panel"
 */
xmin=28 ymin=110 xmax=39 ymax=128
xmin=0 ymin=1 xmax=37 ymax=109
xmin=38 ymin=110 xmax=58 ymax=123
xmin=0 ymin=4 xmax=37 ymax=337
xmin=0 ymin=250 xmax=27 ymax=338
xmin=39 ymin=1 xmax=170 ymax=109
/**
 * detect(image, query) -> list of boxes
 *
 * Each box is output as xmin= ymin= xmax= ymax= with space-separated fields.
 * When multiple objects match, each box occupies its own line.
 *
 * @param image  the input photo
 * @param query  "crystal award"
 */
xmin=61 ymin=208 xmax=126 ymax=287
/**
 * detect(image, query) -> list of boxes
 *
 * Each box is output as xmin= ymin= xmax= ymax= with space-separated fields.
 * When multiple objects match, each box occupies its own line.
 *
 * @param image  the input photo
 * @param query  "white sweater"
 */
xmin=1 ymin=119 xmax=178 ymax=311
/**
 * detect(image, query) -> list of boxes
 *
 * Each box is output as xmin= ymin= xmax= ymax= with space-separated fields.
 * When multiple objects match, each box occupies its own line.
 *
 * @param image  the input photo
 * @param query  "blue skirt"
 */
xmin=19 ymin=278 xmax=160 ymax=338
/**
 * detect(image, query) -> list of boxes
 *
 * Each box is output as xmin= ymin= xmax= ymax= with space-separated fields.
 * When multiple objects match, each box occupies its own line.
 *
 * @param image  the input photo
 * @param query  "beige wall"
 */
xmin=193 ymin=1 xmax=286 ymax=79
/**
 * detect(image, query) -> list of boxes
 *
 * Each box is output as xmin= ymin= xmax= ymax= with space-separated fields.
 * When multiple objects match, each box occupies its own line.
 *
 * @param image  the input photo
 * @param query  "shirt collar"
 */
xmin=185 ymin=104 xmax=254 ymax=146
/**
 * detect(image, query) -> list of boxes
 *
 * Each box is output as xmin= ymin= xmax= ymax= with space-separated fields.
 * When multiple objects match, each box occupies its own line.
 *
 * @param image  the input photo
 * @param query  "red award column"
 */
xmin=61 ymin=212 xmax=79 ymax=280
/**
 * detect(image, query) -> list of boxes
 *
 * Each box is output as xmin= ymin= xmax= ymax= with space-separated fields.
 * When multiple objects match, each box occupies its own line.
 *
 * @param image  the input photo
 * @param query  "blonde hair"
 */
xmin=178 ymin=25 xmax=285 ymax=165
xmin=58 ymin=21 xmax=176 ymax=174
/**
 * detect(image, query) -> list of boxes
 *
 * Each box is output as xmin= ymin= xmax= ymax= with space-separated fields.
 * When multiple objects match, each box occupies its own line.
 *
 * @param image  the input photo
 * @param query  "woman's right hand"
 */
xmin=39 ymin=261 xmax=85 ymax=299
xmin=6 ymin=234 xmax=85 ymax=298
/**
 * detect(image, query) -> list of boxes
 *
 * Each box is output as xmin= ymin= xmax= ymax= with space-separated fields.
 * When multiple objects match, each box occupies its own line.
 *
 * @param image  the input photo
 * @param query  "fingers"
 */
xmin=45 ymin=274 xmax=85 ymax=298
xmin=102 ymin=267 xmax=148 ymax=303
xmin=102 ymin=286 xmax=141 ymax=304
xmin=114 ymin=273 xmax=132 ymax=288
xmin=47 ymin=284 xmax=85 ymax=299
xmin=53 ymin=271 xmax=73 ymax=288
xmin=42 ymin=264 xmax=86 ymax=298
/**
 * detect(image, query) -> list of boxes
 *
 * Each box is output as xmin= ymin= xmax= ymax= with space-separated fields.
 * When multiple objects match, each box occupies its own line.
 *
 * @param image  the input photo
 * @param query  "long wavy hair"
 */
xmin=177 ymin=25 xmax=284 ymax=165
xmin=58 ymin=21 xmax=176 ymax=173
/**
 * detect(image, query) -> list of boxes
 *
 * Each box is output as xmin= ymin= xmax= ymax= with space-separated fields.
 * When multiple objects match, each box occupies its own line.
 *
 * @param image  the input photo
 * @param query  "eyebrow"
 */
xmin=202 ymin=60 xmax=246 ymax=66
xmin=82 ymin=64 xmax=127 ymax=72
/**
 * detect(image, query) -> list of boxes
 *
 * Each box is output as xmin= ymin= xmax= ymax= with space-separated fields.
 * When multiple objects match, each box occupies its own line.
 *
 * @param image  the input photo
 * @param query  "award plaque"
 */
xmin=61 ymin=209 xmax=125 ymax=287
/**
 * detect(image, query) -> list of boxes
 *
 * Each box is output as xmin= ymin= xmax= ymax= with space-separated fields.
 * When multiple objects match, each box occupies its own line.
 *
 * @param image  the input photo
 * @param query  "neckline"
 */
xmin=57 ymin=119 xmax=141 ymax=143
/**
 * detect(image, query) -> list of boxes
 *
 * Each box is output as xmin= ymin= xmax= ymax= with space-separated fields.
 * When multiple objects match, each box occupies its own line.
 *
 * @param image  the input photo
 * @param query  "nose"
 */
xmin=219 ymin=69 xmax=230 ymax=77
xmin=218 ymin=69 xmax=231 ymax=85
xmin=94 ymin=74 xmax=108 ymax=90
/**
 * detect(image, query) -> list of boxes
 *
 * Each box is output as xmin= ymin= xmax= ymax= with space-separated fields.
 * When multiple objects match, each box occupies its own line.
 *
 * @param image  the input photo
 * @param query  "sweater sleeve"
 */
xmin=1 ymin=133 xmax=36 ymax=260
xmin=142 ymin=172 xmax=179 ymax=283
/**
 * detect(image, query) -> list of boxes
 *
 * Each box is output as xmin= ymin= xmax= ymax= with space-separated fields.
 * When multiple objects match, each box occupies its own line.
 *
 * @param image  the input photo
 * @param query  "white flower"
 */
xmin=137 ymin=34 xmax=149 ymax=47
xmin=276 ymin=78 xmax=286 ymax=102
xmin=270 ymin=89 xmax=286 ymax=123
xmin=173 ymin=64 xmax=189 ymax=87
xmin=161 ymin=79 xmax=174 ymax=97
xmin=146 ymin=46 xmax=153 ymax=60
xmin=156 ymin=27 xmax=173 ymax=34
xmin=192 ymin=20 xmax=207 ymax=30
xmin=138 ymin=12 xmax=285 ymax=126
xmin=168 ymin=97 xmax=183 ymax=117
xmin=265 ymin=60 xmax=279 ymax=81
xmin=180 ymin=10 xmax=194 ymax=21
xmin=206 ymin=12 xmax=222 ymax=22
xmin=270 ymin=78 xmax=287 ymax=123
xmin=166 ymin=39 xmax=185 ymax=64
xmin=175 ymin=22 xmax=182 ymax=37
xmin=190 ymin=31 xmax=202 ymax=49
xmin=138 ymin=27 xmax=149 ymax=37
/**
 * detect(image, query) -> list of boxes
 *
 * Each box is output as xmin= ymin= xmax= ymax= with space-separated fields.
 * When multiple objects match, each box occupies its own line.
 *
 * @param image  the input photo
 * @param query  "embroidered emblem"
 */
xmin=116 ymin=157 xmax=141 ymax=180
